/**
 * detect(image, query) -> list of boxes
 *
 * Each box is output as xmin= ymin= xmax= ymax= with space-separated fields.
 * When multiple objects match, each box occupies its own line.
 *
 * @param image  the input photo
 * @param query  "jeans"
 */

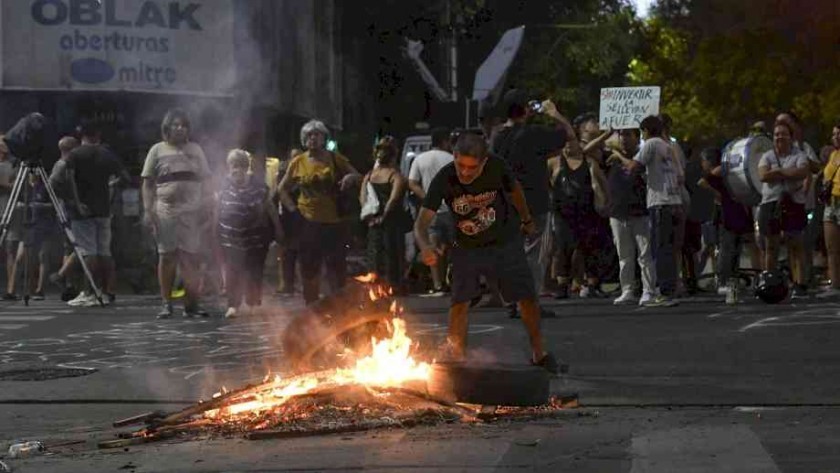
xmin=717 ymin=227 xmax=745 ymax=286
xmin=650 ymin=205 xmax=685 ymax=296
xmin=609 ymin=216 xmax=655 ymax=295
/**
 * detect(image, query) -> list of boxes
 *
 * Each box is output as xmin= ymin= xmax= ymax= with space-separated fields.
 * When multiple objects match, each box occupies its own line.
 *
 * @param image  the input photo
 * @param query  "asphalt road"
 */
xmin=1 ymin=290 xmax=839 ymax=472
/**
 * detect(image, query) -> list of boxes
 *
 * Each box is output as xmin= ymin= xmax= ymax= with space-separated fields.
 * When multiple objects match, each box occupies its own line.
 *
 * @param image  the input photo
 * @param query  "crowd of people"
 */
xmin=1 ymin=99 xmax=839 ymax=321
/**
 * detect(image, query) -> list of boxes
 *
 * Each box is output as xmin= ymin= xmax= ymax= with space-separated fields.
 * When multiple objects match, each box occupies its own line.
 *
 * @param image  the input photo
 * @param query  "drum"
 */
xmin=722 ymin=135 xmax=773 ymax=206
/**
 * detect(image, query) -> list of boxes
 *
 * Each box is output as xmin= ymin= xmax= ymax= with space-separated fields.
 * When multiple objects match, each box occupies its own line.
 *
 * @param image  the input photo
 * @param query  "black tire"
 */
xmin=427 ymin=361 xmax=550 ymax=406
xmin=282 ymin=281 xmax=394 ymax=373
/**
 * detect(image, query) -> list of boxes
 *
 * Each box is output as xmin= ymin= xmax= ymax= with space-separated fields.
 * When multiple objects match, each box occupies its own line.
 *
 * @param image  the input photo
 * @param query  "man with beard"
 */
xmin=414 ymin=132 xmax=560 ymax=373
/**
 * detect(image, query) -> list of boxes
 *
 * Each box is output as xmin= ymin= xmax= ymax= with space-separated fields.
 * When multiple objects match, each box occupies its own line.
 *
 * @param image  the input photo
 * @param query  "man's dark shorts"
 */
xmin=450 ymin=237 xmax=535 ymax=305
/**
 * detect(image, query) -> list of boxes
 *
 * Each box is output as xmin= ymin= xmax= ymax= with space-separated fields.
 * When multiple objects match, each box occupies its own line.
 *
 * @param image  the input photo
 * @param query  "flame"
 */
xmin=335 ymin=318 xmax=429 ymax=386
xmin=202 ymin=281 xmax=429 ymax=423
xmin=355 ymin=273 xmax=378 ymax=283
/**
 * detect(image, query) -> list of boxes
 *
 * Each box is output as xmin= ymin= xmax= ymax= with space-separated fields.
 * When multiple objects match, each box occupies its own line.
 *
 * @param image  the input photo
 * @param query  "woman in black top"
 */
xmin=360 ymin=137 xmax=411 ymax=290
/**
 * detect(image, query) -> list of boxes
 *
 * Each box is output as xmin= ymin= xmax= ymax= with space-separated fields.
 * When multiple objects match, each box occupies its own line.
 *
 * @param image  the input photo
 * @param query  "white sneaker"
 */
xmin=638 ymin=291 xmax=654 ymax=306
xmin=613 ymin=290 xmax=636 ymax=305
xmin=579 ymin=286 xmax=591 ymax=298
xmin=225 ymin=307 xmax=237 ymax=318
xmin=67 ymin=291 xmax=94 ymax=307
xmin=717 ymin=286 xmax=730 ymax=296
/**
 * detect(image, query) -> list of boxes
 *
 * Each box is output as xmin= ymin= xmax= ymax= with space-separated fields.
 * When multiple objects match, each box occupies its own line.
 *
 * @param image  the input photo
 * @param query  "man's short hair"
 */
xmin=431 ymin=127 xmax=451 ymax=148
xmin=700 ymin=147 xmax=722 ymax=166
xmin=454 ymin=132 xmax=488 ymax=159
xmin=658 ymin=113 xmax=673 ymax=132
xmin=619 ymin=128 xmax=640 ymax=139
xmin=639 ymin=116 xmax=664 ymax=137
xmin=573 ymin=113 xmax=598 ymax=130
xmin=58 ymin=136 xmax=80 ymax=154
xmin=77 ymin=119 xmax=101 ymax=139
xmin=502 ymin=89 xmax=529 ymax=119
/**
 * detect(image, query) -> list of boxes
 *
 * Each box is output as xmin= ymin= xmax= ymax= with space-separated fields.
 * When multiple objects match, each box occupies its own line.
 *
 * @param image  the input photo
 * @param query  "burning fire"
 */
xmin=204 ymin=274 xmax=429 ymax=421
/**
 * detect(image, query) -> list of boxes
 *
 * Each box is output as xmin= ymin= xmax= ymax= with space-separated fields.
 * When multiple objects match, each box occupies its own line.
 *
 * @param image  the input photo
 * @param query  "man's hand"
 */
xmin=541 ymin=99 xmax=559 ymax=117
xmin=78 ymin=202 xmax=92 ymax=218
xmin=420 ymin=247 xmax=441 ymax=267
xmin=521 ymin=219 xmax=537 ymax=236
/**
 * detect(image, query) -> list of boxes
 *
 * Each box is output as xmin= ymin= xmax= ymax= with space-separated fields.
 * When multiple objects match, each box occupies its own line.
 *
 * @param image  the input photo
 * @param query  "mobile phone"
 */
xmin=528 ymin=100 xmax=543 ymax=113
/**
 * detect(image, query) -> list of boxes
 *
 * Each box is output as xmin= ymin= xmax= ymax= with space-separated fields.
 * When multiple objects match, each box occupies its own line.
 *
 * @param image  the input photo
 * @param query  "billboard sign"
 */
xmin=598 ymin=86 xmax=661 ymax=130
xmin=0 ymin=0 xmax=234 ymax=95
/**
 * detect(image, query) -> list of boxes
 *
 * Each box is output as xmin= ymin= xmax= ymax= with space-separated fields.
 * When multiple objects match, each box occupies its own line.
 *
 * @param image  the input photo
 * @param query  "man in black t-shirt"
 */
xmin=492 ymin=91 xmax=569 ymax=313
xmin=50 ymin=122 xmax=128 ymax=306
xmin=414 ymin=133 xmax=561 ymax=374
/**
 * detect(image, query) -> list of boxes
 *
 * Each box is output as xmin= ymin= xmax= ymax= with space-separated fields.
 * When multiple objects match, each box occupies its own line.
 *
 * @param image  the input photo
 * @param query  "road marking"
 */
xmin=0 ymin=316 xmax=56 ymax=322
xmin=0 ymin=310 xmax=72 ymax=315
xmin=630 ymin=425 xmax=781 ymax=473
xmin=0 ymin=324 xmax=27 ymax=330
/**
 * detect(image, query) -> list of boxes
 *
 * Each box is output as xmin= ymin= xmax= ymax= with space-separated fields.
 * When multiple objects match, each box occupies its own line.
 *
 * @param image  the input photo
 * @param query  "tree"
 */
xmin=630 ymin=0 xmax=840 ymax=146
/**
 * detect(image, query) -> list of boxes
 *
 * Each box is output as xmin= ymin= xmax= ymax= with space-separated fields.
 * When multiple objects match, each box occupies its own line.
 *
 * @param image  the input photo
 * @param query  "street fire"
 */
xmin=100 ymin=275 xmax=575 ymax=448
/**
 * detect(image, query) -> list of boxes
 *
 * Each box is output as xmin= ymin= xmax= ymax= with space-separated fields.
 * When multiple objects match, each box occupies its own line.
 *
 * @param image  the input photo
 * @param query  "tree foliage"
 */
xmin=467 ymin=0 xmax=642 ymax=116
xmin=631 ymin=0 xmax=840 ymax=146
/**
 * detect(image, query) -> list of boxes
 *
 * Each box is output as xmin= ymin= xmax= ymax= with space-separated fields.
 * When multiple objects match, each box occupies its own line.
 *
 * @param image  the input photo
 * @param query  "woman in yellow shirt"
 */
xmin=821 ymin=124 xmax=840 ymax=297
xmin=278 ymin=120 xmax=361 ymax=304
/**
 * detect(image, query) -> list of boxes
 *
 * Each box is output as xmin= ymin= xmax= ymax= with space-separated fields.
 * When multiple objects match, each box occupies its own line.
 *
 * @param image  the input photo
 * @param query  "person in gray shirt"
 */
xmin=757 ymin=121 xmax=810 ymax=298
xmin=611 ymin=115 xmax=682 ymax=305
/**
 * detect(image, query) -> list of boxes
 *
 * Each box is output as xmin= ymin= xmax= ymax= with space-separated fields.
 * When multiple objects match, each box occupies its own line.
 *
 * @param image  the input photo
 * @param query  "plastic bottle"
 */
xmin=7 ymin=440 xmax=44 ymax=458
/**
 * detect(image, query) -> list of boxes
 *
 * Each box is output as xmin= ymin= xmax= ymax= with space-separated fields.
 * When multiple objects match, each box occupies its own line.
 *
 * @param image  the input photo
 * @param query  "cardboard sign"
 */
xmin=599 ymin=87 xmax=661 ymax=130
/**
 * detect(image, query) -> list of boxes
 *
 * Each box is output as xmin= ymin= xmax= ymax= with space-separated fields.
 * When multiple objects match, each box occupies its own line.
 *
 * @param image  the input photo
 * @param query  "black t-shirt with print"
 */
xmin=65 ymin=144 xmax=124 ymax=218
xmin=422 ymin=156 xmax=519 ymax=248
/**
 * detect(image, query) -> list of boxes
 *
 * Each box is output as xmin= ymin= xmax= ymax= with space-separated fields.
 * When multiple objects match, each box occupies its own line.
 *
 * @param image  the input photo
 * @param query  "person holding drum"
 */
xmin=757 ymin=121 xmax=810 ymax=299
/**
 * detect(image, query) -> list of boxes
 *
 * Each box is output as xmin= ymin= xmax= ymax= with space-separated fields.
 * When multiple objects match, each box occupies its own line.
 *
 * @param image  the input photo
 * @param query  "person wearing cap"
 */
xmin=491 ymin=89 xmax=572 ymax=318
xmin=277 ymin=119 xmax=361 ymax=305
xmin=414 ymin=132 xmax=561 ymax=374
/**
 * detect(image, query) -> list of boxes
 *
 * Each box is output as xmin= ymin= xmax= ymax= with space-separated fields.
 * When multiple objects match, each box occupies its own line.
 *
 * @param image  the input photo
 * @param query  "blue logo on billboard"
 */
xmin=70 ymin=57 xmax=115 ymax=84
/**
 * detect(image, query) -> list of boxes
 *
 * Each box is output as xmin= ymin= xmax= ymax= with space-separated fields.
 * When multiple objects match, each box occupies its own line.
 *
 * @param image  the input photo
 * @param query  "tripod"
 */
xmin=0 ymin=161 xmax=103 ymax=306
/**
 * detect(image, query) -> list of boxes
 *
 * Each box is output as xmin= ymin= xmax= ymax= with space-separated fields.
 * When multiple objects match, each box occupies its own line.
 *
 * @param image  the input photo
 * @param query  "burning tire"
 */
xmin=427 ymin=361 xmax=551 ymax=406
xmin=282 ymin=280 xmax=394 ymax=373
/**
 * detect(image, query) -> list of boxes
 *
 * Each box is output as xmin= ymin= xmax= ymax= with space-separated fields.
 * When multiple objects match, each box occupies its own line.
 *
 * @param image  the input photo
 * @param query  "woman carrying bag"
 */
xmin=360 ymin=136 xmax=411 ymax=291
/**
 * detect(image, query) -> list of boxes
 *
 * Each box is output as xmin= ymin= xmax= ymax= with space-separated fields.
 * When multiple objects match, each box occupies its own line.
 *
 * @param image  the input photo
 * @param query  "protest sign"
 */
xmin=599 ymin=86 xmax=661 ymax=130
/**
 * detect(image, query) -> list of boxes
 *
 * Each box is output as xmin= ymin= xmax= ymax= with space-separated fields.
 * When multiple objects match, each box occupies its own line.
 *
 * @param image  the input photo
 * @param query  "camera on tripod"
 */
xmin=0 ymin=112 xmax=103 ymax=306
xmin=2 ymin=112 xmax=54 ymax=166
